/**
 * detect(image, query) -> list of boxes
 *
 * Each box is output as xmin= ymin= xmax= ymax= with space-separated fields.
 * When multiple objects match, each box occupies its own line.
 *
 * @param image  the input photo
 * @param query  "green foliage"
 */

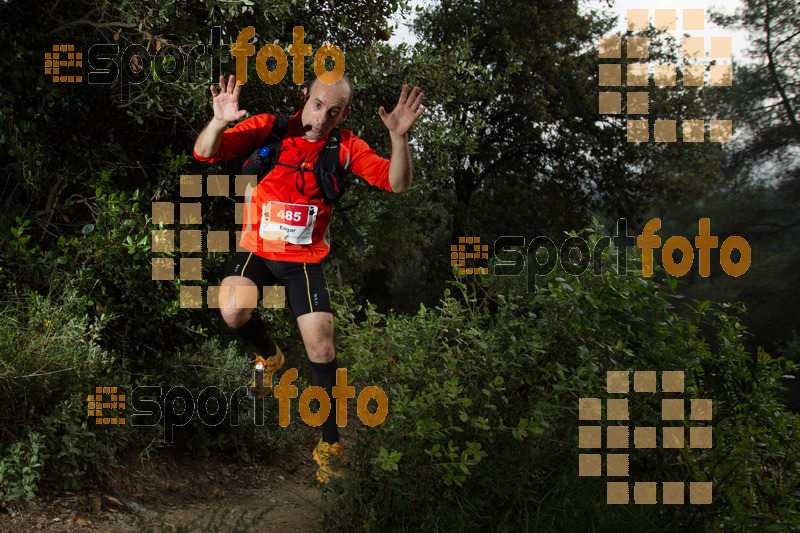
xmin=322 ymin=224 xmax=800 ymax=531
xmin=0 ymin=286 xmax=130 ymax=504
xmin=149 ymin=336 xmax=308 ymax=461
xmin=0 ymin=0 xmax=796 ymax=526
xmin=410 ymin=0 xmax=727 ymax=240
xmin=0 ymin=281 xmax=308 ymax=503
xmin=0 ymin=0 xmax=406 ymax=506
xmin=0 ymin=432 xmax=44 ymax=503
xmin=38 ymin=400 xmax=127 ymax=489
xmin=778 ymin=331 xmax=800 ymax=408
xmin=655 ymin=180 xmax=800 ymax=410
xmin=0 ymin=0 xmax=403 ymax=351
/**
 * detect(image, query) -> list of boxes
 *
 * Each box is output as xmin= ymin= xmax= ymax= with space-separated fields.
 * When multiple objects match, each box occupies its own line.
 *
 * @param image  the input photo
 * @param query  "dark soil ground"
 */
xmin=0 ymin=433 xmax=328 ymax=533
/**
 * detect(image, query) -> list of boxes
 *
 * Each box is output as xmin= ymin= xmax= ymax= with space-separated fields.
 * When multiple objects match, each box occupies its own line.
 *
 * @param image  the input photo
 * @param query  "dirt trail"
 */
xmin=0 ymin=437 xmax=327 ymax=533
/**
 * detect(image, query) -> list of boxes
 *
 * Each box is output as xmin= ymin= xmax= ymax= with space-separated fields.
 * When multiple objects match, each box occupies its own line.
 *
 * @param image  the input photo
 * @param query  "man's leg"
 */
xmin=220 ymin=254 xmax=279 ymax=360
xmin=219 ymin=253 xmax=284 ymax=398
xmin=296 ymin=311 xmax=335 ymax=364
xmin=220 ymin=275 xmax=273 ymax=354
xmin=297 ymin=312 xmax=339 ymax=444
xmin=219 ymin=274 xmax=257 ymax=327
xmin=297 ymin=311 xmax=345 ymax=482
xmin=273 ymin=259 xmax=343 ymax=481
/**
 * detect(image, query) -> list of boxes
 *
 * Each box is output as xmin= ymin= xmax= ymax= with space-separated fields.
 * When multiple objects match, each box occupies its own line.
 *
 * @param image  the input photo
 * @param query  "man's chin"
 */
xmin=307 ymin=130 xmax=325 ymax=141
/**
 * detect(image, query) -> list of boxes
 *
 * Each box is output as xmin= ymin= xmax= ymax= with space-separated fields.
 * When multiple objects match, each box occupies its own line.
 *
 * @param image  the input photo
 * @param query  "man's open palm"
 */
xmin=379 ymin=85 xmax=425 ymax=137
xmin=210 ymin=75 xmax=247 ymax=123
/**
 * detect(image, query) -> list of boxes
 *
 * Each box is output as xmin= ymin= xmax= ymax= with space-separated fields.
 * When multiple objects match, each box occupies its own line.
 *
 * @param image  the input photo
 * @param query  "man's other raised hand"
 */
xmin=210 ymin=75 xmax=247 ymax=124
xmin=379 ymin=85 xmax=426 ymax=138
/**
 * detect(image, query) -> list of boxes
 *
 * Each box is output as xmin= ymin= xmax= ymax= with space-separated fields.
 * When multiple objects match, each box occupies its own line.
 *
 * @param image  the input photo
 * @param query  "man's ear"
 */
xmin=337 ymin=106 xmax=351 ymax=124
xmin=300 ymin=87 xmax=308 ymax=107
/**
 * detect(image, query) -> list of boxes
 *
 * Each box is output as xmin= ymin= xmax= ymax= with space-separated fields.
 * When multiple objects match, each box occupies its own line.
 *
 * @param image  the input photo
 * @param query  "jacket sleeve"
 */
xmin=340 ymin=131 xmax=392 ymax=192
xmin=193 ymin=114 xmax=275 ymax=163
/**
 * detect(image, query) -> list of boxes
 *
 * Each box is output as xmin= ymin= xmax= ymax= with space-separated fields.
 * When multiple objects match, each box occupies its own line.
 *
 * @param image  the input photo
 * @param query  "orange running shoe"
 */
xmin=313 ymin=438 xmax=346 ymax=484
xmin=247 ymin=347 xmax=284 ymax=399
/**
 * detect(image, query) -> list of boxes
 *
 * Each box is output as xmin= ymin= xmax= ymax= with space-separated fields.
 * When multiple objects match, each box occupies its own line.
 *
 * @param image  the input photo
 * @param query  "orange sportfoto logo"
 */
xmin=637 ymin=218 xmax=750 ymax=277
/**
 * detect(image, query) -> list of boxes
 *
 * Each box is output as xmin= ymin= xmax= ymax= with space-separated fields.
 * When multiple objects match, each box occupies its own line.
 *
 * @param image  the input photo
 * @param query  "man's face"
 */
xmin=299 ymin=80 xmax=351 ymax=142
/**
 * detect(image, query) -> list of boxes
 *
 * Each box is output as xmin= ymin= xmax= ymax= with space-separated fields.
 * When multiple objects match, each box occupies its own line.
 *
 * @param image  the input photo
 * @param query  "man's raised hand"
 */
xmin=210 ymin=75 xmax=247 ymax=123
xmin=379 ymin=85 xmax=426 ymax=138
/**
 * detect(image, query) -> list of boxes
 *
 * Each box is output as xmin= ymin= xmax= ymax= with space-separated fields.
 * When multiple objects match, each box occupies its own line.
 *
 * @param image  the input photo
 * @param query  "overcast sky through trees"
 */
xmin=391 ymin=0 xmax=751 ymax=61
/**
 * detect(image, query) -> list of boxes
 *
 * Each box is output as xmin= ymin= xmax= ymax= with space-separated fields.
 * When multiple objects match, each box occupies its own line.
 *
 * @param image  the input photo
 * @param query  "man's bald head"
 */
xmin=305 ymin=73 xmax=353 ymax=109
xmin=299 ymin=73 xmax=353 ymax=142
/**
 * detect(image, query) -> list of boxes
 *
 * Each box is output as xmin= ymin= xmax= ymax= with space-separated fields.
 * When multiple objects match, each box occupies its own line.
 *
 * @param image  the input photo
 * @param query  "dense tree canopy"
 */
xmin=410 ymin=0 xmax=729 ymax=241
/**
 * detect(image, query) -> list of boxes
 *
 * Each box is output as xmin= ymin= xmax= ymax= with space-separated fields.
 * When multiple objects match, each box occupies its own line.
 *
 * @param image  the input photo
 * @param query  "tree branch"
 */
xmin=764 ymin=0 xmax=800 ymax=141
xmin=49 ymin=20 xmax=138 ymax=35
xmin=772 ymin=27 xmax=800 ymax=54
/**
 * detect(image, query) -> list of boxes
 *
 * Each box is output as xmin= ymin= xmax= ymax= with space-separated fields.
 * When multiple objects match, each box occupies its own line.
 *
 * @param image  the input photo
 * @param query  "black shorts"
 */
xmin=222 ymin=252 xmax=332 ymax=317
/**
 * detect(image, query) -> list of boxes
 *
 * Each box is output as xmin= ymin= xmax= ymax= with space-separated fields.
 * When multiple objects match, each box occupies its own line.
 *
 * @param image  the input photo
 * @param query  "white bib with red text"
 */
xmin=259 ymin=202 xmax=318 ymax=245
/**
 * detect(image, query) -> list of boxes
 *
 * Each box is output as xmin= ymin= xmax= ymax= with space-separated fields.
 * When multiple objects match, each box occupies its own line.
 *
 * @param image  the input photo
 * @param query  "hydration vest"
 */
xmin=241 ymin=116 xmax=363 ymax=247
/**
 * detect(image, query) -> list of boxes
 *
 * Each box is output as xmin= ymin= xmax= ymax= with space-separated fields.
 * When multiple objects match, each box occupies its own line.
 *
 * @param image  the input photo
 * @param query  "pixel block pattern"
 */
xmin=451 ymin=237 xmax=489 ymax=275
xmin=87 ymin=386 xmax=125 ymax=425
xmin=46 ymin=44 xmax=83 ymax=83
xmin=578 ymin=370 xmax=713 ymax=504
xmin=150 ymin=175 xmax=286 ymax=309
xmin=597 ymin=9 xmax=733 ymax=143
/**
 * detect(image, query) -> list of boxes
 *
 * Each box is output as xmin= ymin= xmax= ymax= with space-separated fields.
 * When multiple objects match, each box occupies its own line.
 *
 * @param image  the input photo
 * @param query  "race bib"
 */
xmin=259 ymin=202 xmax=318 ymax=245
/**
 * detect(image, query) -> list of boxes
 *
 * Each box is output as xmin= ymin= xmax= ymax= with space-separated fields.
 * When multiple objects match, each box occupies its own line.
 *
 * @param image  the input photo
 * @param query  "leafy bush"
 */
xmin=0 ymin=432 xmax=43 ymax=503
xmin=142 ymin=335 xmax=309 ymax=462
xmin=0 ymin=282 xmax=311 ymax=504
xmin=323 ymin=226 xmax=800 ymax=532
xmin=0 ymin=286 xmax=130 ymax=503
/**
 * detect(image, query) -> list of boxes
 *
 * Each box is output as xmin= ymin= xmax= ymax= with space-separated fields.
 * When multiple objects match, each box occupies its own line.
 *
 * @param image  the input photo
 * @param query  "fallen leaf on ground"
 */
xmin=89 ymin=496 xmax=102 ymax=514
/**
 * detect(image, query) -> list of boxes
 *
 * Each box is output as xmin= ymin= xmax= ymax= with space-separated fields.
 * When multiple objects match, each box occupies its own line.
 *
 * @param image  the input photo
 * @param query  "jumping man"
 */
xmin=193 ymin=73 xmax=425 ymax=482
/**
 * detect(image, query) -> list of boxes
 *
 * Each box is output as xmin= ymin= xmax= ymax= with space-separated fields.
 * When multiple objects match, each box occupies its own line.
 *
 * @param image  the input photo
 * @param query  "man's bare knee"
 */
xmin=297 ymin=312 xmax=335 ymax=363
xmin=310 ymin=343 xmax=336 ymax=364
xmin=220 ymin=306 xmax=253 ymax=329
xmin=219 ymin=276 xmax=259 ymax=328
